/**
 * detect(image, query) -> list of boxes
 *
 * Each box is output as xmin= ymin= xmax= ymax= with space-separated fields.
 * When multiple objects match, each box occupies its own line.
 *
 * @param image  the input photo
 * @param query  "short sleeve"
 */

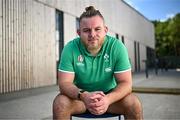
xmin=58 ymin=42 xmax=75 ymax=73
xmin=113 ymin=40 xmax=131 ymax=73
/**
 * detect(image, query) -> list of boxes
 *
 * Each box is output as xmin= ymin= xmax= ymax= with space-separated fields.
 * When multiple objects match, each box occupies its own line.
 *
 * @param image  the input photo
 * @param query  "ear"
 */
xmin=77 ymin=29 xmax=80 ymax=36
xmin=104 ymin=26 xmax=108 ymax=34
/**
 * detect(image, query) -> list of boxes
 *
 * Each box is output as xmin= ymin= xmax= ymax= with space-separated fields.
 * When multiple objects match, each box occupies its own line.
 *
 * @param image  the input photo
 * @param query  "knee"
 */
xmin=124 ymin=94 xmax=142 ymax=114
xmin=53 ymin=94 xmax=72 ymax=114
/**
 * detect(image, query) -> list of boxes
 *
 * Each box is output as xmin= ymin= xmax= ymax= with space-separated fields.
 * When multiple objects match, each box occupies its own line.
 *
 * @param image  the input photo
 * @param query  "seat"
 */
xmin=71 ymin=112 xmax=121 ymax=120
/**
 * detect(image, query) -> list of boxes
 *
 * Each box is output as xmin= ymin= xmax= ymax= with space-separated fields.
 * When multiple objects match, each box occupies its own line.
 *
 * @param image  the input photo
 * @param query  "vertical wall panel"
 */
xmin=8 ymin=0 xmax=12 ymax=92
xmin=4 ymin=0 xmax=8 ymax=92
xmin=22 ymin=0 xmax=26 ymax=89
xmin=2 ymin=0 xmax=5 ymax=92
xmin=1 ymin=0 xmax=4 ymax=92
xmin=2 ymin=0 xmax=5 ymax=93
xmin=12 ymin=0 xmax=16 ymax=91
xmin=26 ymin=0 xmax=30 ymax=88
xmin=18 ymin=0 xmax=22 ymax=91
xmin=15 ymin=0 xmax=19 ymax=91
xmin=28 ymin=0 xmax=33 ymax=88
xmin=31 ymin=0 xmax=35 ymax=88
xmin=0 ymin=0 xmax=2 ymax=93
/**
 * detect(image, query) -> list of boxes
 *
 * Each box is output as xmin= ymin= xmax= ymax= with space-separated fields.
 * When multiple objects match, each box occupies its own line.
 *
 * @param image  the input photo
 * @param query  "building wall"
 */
xmin=107 ymin=31 xmax=116 ymax=38
xmin=37 ymin=0 xmax=155 ymax=48
xmin=64 ymin=13 xmax=77 ymax=45
xmin=124 ymin=38 xmax=135 ymax=71
xmin=0 ymin=0 xmax=155 ymax=93
xmin=0 ymin=0 xmax=56 ymax=93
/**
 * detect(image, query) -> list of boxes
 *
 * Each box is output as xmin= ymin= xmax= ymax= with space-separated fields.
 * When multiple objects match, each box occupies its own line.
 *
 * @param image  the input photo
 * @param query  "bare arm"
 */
xmin=58 ymin=71 xmax=105 ymax=114
xmin=58 ymin=71 xmax=80 ymax=99
xmin=106 ymin=70 xmax=132 ymax=104
xmin=84 ymin=70 xmax=133 ymax=115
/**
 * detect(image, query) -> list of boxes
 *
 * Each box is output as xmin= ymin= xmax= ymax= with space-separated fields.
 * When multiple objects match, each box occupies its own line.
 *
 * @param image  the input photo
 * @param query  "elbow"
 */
xmin=129 ymin=86 xmax=132 ymax=94
xmin=59 ymin=82 xmax=66 ymax=94
xmin=127 ymin=83 xmax=132 ymax=94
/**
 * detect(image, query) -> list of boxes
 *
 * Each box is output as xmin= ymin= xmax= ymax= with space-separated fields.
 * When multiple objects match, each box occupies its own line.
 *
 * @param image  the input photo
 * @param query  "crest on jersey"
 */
xmin=78 ymin=55 xmax=84 ymax=62
xmin=104 ymin=53 xmax=109 ymax=62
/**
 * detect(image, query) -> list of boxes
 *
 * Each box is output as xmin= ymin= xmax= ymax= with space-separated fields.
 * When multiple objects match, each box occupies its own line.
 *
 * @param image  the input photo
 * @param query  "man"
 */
xmin=53 ymin=6 xmax=143 ymax=120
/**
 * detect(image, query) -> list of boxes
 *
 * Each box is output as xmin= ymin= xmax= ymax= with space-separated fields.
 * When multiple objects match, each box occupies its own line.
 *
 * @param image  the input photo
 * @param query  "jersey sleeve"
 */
xmin=58 ymin=42 xmax=75 ymax=73
xmin=113 ymin=40 xmax=131 ymax=73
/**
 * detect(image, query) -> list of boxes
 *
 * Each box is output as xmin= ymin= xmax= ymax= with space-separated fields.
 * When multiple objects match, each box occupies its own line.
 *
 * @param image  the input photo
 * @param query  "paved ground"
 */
xmin=133 ymin=69 xmax=180 ymax=89
xmin=132 ymin=69 xmax=180 ymax=95
xmin=0 ymin=69 xmax=180 ymax=120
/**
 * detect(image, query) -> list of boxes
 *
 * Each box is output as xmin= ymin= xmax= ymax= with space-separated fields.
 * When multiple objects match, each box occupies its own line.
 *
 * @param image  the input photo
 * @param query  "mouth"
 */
xmin=88 ymin=38 xmax=98 ymax=42
xmin=88 ymin=39 xmax=97 ymax=44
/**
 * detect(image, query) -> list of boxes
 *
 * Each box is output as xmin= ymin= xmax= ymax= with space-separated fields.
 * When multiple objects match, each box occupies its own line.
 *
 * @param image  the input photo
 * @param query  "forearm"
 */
xmin=59 ymin=82 xmax=80 ymax=100
xmin=106 ymin=82 xmax=132 ymax=104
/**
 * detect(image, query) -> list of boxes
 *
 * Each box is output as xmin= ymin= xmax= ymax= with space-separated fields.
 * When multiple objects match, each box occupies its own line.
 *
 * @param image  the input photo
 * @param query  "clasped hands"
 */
xmin=82 ymin=91 xmax=110 ymax=115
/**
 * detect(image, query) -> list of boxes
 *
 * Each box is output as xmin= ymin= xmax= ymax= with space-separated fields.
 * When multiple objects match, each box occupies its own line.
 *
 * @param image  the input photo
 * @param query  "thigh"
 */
xmin=54 ymin=94 xmax=87 ymax=115
xmin=107 ymin=93 xmax=139 ymax=114
xmin=71 ymin=97 xmax=87 ymax=115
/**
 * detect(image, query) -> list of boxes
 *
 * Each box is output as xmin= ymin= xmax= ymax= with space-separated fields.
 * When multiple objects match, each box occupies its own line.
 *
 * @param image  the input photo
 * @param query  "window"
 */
xmin=115 ymin=33 xmax=119 ymax=39
xmin=121 ymin=35 xmax=124 ymax=44
xmin=56 ymin=10 xmax=64 ymax=80
xmin=55 ymin=10 xmax=64 ymax=61
xmin=76 ymin=17 xmax=80 ymax=30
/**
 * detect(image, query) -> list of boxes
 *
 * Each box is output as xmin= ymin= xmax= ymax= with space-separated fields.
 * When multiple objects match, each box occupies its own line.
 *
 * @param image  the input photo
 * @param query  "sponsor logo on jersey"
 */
xmin=105 ymin=67 xmax=112 ymax=72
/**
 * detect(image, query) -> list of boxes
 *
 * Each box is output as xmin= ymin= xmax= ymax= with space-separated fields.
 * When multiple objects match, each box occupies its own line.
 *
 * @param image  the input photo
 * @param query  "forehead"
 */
xmin=80 ymin=16 xmax=104 ymax=28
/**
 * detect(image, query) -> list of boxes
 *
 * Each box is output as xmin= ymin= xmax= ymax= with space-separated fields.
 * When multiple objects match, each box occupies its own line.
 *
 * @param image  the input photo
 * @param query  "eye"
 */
xmin=83 ymin=29 xmax=90 ymax=33
xmin=95 ymin=27 xmax=101 ymax=31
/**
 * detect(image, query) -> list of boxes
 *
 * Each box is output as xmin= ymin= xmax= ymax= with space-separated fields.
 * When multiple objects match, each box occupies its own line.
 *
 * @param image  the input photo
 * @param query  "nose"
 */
xmin=89 ymin=30 xmax=96 ymax=38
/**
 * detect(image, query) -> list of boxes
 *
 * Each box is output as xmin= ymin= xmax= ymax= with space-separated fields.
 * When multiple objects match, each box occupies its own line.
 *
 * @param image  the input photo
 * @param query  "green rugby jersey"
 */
xmin=58 ymin=35 xmax=131 ymax=92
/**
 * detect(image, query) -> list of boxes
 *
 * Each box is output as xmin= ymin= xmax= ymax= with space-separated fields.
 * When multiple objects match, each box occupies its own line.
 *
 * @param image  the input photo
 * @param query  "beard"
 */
xmin=87 ymin=42 xmax=99 ymax=50
xmin=86 ymin=38 xmax=104 ymax=51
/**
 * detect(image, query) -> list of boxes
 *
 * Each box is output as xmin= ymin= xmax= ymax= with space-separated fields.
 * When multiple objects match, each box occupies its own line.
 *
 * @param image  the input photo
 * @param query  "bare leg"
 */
xmin=107 ymin=93 xmax=143 ymax=120
xmin=53 ymin=94 xmax=86 ymax=120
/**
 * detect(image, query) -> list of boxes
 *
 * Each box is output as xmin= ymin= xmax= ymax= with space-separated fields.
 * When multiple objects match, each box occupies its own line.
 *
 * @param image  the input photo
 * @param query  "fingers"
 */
xmin=86 ymin=91 xmax=108 ymax=115
xmin=84 ymin=91 xmax=107 ymax=115
xmin=93 ymin=91 xmax=105 ymax=96
xmin=90 ymin=91 xmax=105 ymax=100
xmin=89 ymin=107 xmax=106 ymax=115
xmin=89 ymin=101 xmax=106 ymax=114
xmin=92 ymin=91 xmax=105 ymax=97
xmin=89 ymin=91 xmax=106 ymax=109
xmin=90 ymin=99 xmax=104 ymax=107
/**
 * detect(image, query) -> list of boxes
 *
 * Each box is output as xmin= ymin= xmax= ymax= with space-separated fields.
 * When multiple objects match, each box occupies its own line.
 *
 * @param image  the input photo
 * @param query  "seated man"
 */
xmin=53 ymin=6 xmax=143 ymax=120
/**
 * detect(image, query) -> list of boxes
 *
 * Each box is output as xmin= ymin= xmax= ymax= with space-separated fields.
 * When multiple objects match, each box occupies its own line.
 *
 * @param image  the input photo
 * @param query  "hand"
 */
xmin=82 ymin=91 xmax=110 ymax=115
xmin=90 ymin=94 xmax=110 ymax=115
xmin=81 ymin=91 xmax=104 ymax=109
